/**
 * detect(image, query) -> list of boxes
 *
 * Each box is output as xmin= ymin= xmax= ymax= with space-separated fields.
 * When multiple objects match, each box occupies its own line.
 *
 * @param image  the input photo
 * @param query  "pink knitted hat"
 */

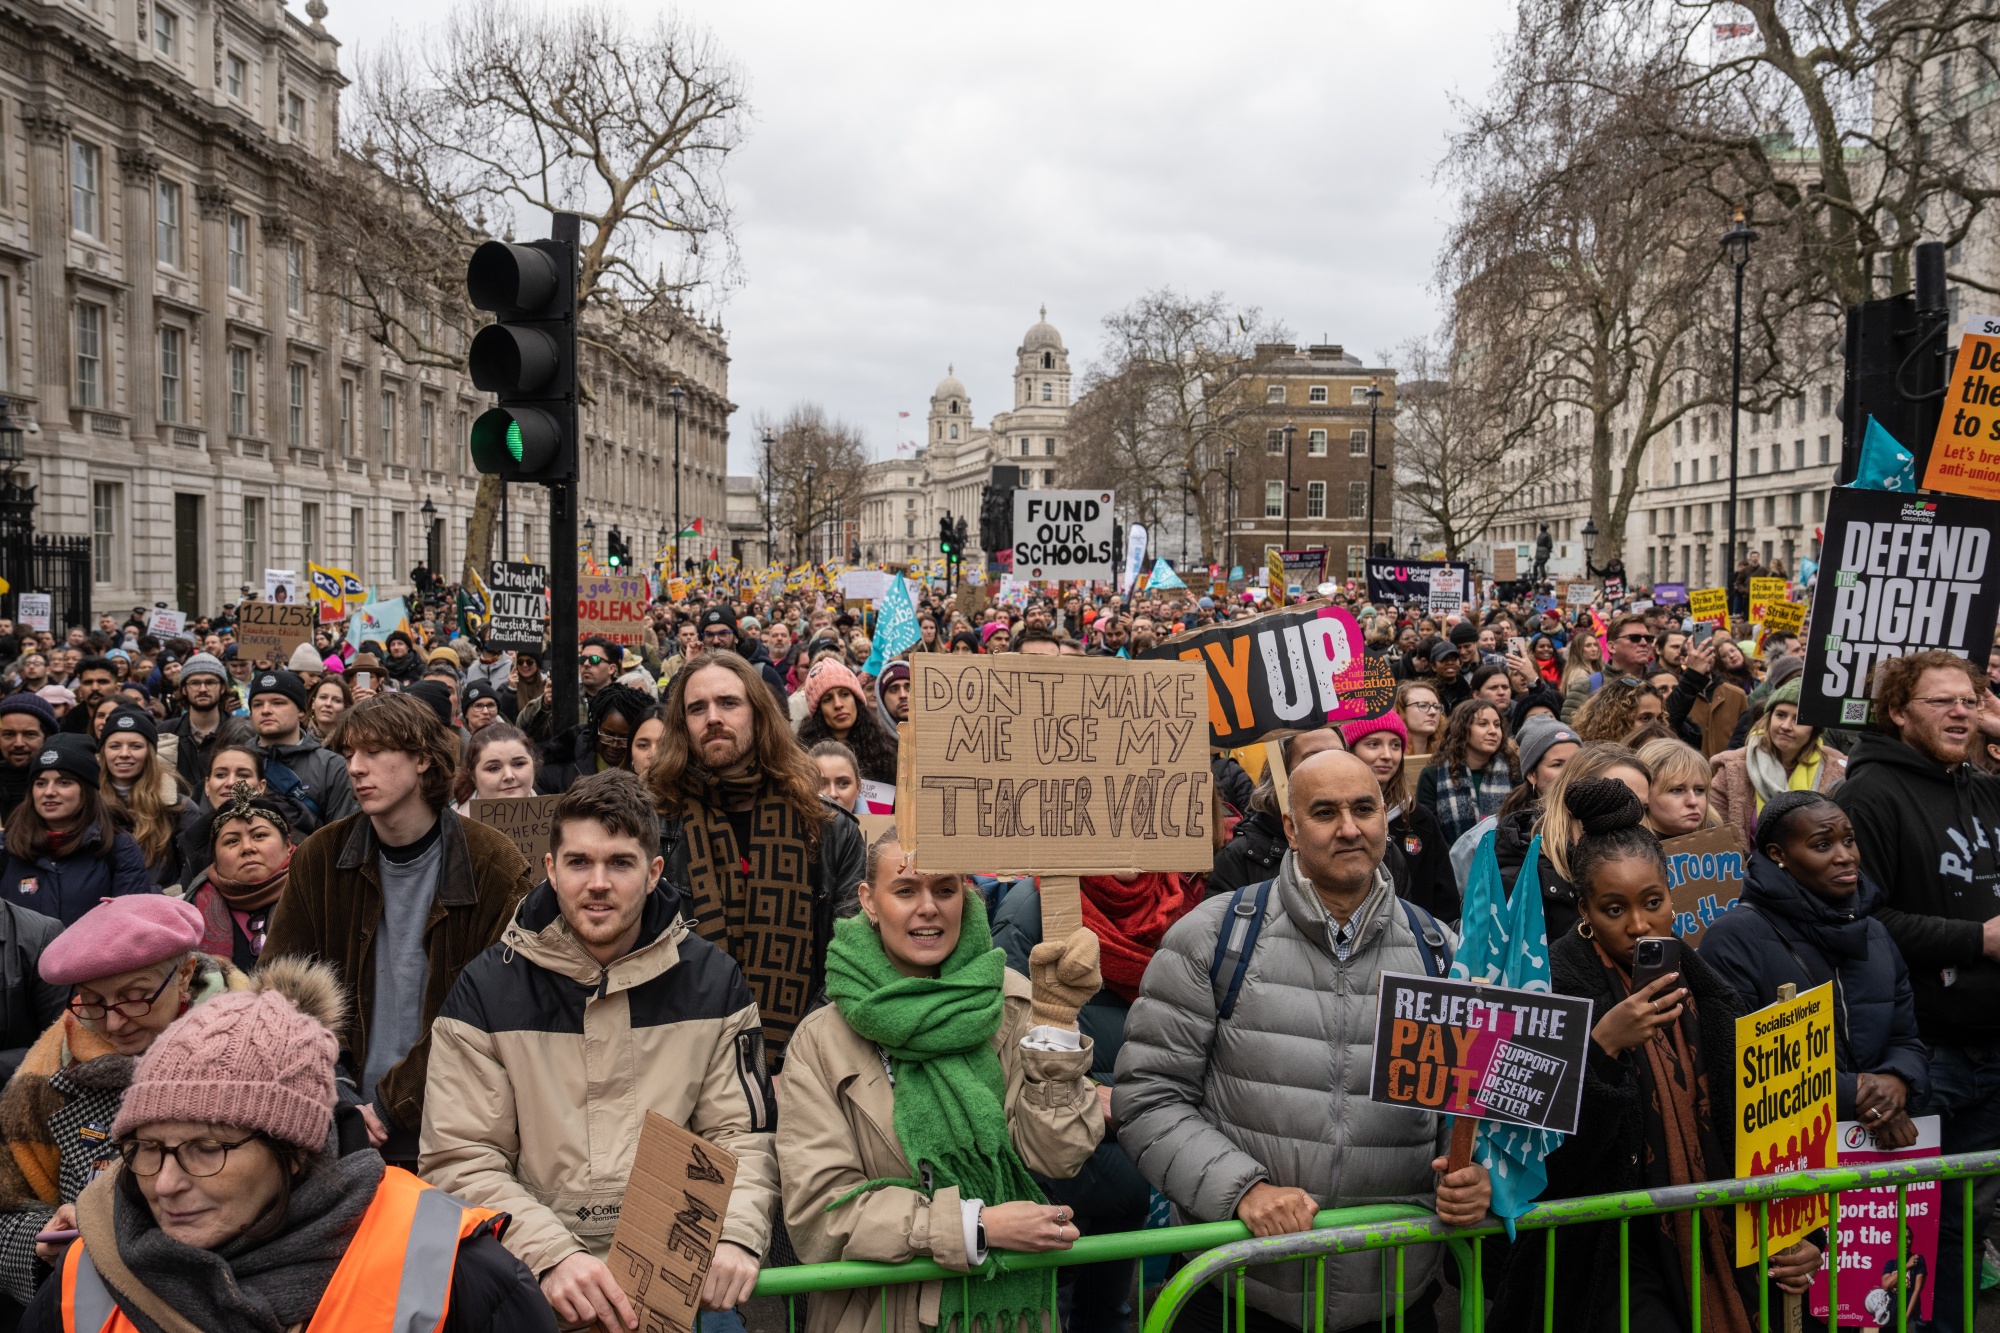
xmin=803 ymin=659 xmax=862 ymax=715
xmin=114 ymin=989 xmax=339 ymax=1149
xmin=39 ymin=896 xmax=205 ymax=986
xmin=1340 ymin=711 xmax=1409 ymax=750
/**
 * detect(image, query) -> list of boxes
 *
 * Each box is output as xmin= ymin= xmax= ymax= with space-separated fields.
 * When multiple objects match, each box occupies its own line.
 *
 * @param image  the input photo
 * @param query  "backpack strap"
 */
xmin=260 ymin=758 xmax=321 ymax=824
xmin=1208 ymin=878 xmax=1273 ymax=1021
xmin=1400 ymin=898 xmax=1454 ymax=979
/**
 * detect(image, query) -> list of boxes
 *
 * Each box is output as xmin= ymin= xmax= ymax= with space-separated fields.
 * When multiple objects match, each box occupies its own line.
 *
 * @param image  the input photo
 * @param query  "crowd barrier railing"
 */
xmin=748 ymin=1150 xmax=2000 ymax=1333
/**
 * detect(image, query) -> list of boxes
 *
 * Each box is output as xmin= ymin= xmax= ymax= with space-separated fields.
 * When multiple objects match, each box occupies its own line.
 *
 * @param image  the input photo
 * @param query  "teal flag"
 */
xmin=1147 ymin=557 xmax=1185 ymax=591
xmin=1451 ymin=829 xmax=1561 ymax=1232
xmin=863 ymin=576 xmax=919 ymax=676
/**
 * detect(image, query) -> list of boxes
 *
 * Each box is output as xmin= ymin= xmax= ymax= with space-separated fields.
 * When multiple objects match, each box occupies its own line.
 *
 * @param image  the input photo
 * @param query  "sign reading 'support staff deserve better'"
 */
xmin=901 ymin=657 xmax=1213 ymax=875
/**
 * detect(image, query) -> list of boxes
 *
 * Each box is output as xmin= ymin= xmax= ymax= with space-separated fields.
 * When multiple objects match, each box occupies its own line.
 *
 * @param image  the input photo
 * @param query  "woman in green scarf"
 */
xmin=779 ymin=835 xmax=1106 ymax=1333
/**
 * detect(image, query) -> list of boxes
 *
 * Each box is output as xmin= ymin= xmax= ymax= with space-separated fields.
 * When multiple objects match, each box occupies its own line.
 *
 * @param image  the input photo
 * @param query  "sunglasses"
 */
xmin=580 ymin=655 xmax=612 ymax=666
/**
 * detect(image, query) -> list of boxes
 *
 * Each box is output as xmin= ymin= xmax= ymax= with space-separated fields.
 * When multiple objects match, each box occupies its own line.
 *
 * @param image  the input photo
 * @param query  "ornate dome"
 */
xmin=1022 ymin=306 xmax=1063 ymax=351
xmin=933 ymin=364 xmax=968 ymax=404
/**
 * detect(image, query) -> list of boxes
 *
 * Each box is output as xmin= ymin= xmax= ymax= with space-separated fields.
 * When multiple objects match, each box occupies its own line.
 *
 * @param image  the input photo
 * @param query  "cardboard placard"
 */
xmin=578 ymin=574 xmax=652 ymax=646
xmin=146 ymin=607 xmax=188 ymax=638
xmin=1688 ymin=587 xmax=1729 ymax=625
xmin=1810 ymin=1116 xmax=1942 ymax=1325
xmin=1565 ymin=582 xmax=1597 ymax=607
xmin=903 ymin=657 xmax=1213 ymax=875
xmin=1012 ymin=490 xmax=1115 ymax=582
xmin=1140 ymin=604 xmax=1395 ymax=749
xmin=1923 ymin=324 xmax=2000 ymax=497
xmin=469 ymin=795 xmax=561 ymax=871
xmin=607 ymin=1111 xmax=739 ymax=1333
xmin=1801 ymin=488 xmax=2000 ymax=728
xmin=1492 ymin=548 xmax=1518 ymax=582
xmin=236 ymin=601 xmax=317 ymax=659
xmin=487 ymin=562 xmax=549 ymax=652
xmin=1366 ymin=559 xmax=1472 ymax=606
xmin=1401 ymin=753 xmax=1433 ymax=798
xmin=16 ymin=593 xmax=49 ymax=632
xmin=1367 ymin=972 xmax=1593 ymax=1134
xmin=1734 ymin=983 xmax=1837 ymax=1266
xmin=1661 ymin=825 xmax=1747 ymax=947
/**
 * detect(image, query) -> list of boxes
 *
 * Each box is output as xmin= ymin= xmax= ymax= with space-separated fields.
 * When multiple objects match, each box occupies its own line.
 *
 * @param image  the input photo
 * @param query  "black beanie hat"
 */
xmin=404 ymin=679 xmax=456 ymax=728
xmin=98 ymin=705 xmax=159 ymax=751
xmin=247 ymin=669 xmax=308 ymax=709
xmin=32 ymin=734 xmax=101 ymax=786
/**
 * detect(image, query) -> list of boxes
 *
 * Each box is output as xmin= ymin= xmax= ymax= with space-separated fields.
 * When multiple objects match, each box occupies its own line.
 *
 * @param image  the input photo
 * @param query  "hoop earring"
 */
xmin=1576 ymin=921 xmax=1594 ymax=940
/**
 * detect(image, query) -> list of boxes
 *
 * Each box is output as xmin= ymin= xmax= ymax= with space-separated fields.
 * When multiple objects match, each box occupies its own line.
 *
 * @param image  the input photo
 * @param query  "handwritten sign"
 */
xmin=486 ymin=562 xmax=548 ymax=652
xmin=578 ymin=574 xmax=652 ymax=646
xmin=1565 ymin=583 xmax=1597 ymax=607
xmin=607 ymin=1112 xmax=739 ymax=1333
xmin=1689 ymin=587 xmax=1729 ymax=626
xmin=1492 ymin=548 xmax=1518 ymax=582
xmin=1367 ymin=972 xmax=1593 ymax=1135
xmin=1734 ymin=983 xmax=1837 ymax=1266
xmin=902 ymin=657 xmax=1213 ymax=875
xmin=236 ymin=602 xmax=317 ymax=660
xmin=468 ymin=795 xmax=561 ymax=871
xmin=1140 ymin=603 xmax=1396 ymax=749
xmin=1662 ymin=825 xmax=1747 ymax=947
xmin=1012 ymin=490 xmax=1115 ymax=582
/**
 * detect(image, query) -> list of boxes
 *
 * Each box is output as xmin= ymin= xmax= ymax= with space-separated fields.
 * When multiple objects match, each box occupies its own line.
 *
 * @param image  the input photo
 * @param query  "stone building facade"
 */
xmin=0 ymin=0 xmax=728 ymax=618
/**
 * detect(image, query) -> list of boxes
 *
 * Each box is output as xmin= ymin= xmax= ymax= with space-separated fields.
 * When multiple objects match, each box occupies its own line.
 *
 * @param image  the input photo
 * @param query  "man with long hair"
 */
xmin=647 ymin=650 xmax=865 ymax=1068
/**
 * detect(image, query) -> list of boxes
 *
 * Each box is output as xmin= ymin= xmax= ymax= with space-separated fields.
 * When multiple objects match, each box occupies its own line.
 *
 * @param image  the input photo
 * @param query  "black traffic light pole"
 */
xmin=546 ymin=213 xmax=581 ymax=736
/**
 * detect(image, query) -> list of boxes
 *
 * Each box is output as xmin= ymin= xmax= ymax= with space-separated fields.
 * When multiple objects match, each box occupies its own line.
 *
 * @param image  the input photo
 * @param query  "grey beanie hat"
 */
xmin=179 ymin=652 xmax=228 ymax=685
xmin=1517 ymin=715 xmax=1580 ymax=776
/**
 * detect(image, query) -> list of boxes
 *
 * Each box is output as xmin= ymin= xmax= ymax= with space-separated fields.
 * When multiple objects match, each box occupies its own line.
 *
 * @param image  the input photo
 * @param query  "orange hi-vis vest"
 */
xmin=60 ymin=1167 xmax=504 ymax=1333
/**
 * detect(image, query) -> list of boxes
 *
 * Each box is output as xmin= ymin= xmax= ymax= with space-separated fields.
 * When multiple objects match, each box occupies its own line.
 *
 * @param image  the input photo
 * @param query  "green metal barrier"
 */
xmin=750 ymin=1150 xmax=2000 ymax=1333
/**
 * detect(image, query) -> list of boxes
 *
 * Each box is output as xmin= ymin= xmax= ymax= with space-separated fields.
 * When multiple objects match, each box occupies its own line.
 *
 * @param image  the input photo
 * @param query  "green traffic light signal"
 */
xmin=465 ymin=238 xmax=575 ymax=484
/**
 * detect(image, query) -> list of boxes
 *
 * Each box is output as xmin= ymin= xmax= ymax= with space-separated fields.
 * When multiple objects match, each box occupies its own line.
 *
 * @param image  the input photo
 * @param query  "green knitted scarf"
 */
xmin=823 ymin=897 xmax=1049 ymax=1333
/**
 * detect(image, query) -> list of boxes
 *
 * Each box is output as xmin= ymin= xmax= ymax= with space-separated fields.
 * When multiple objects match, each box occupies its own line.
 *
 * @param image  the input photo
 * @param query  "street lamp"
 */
xmin=583 ymin=515 xmax=596 ymax=558
xmin=1182 ymin=468 xmax=1193 ymax=564
xmin=1364 ymin=382 xmax=1385 ymax=557
xmin=668 ymin=379 xmax=686 ymax=577
xmin=1581 ymin=517 xmax=1599 ymax=579
xmin=760 ymin=427 xmax=775 ymax=567
xmin=802 ymin=463 xmax=818 ymax=564
xmin=1223 ymin=445 xmax=1238 ymax=572
xmin=1722 ymin=209 xmax=1759 ymax=603
xmin=1282 ymin=421 xmax=1298 ymax=549
xmin=1407 ymin=533 xmax=1421 ymax=560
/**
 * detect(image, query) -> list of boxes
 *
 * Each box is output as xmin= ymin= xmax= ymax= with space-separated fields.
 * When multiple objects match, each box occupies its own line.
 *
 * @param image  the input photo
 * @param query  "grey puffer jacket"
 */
xmin=1113 ymin=854 xmax=1449 ymax=1330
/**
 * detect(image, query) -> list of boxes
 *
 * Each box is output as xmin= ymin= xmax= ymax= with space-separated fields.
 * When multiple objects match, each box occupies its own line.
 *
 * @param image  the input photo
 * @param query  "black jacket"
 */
xmin=0 ymin=901 xmax=65 ymax=1086
xmin=1699 ymin=852 xmax=1929 ymax=1116
xmin=1833 ymin=731 xmax=2000 ymax=1046
xmin=20 ymin=1230 xmax=556 ymax=1333
xmin=1211 ymin=756 xmax=1254 ymax=817
xmin=1491 ymin=931 xmax=1748 ymax=1333
xmin=165 ymin=712 xmax=223 ymax=795
xmin=1490 ymin=806 xmax=1581 ymax=943
xmin=1207 ymin=809 xmax=1285 ymax=898
xmin=1389 ymin=802 xmax=1459 ymax=922
xmin=0 ymin=825 xmax=154 ymax=926
xmin=736 ymin=638 xmax=789 ymax=710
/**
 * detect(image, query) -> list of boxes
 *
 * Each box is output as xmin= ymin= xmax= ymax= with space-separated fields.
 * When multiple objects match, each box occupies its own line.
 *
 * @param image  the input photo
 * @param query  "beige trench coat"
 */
xmin=777 ymin=969 xmax=1104 ymax=1333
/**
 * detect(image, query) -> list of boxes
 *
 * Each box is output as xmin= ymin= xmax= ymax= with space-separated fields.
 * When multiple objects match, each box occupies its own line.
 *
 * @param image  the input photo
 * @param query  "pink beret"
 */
xmin=40 ymin=895 xmax=206 ymax=985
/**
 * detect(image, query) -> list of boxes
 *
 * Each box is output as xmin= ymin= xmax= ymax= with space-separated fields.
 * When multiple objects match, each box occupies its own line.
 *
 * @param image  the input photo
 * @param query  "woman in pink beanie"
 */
xmin=21 ymin=960 xmax=554 ymax=1333
xmin=0 ymin=895 xmax=251 ymax=1310
xmin=1341 ymin=711 xmax=1458 ymax=920
xmin=796 ymin=658 xmax=899 ymax=786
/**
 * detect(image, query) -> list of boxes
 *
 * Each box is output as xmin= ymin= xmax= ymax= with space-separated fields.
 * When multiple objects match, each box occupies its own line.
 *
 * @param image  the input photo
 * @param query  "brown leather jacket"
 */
xmin=262 ymin=808 xmax=532 ymax=1135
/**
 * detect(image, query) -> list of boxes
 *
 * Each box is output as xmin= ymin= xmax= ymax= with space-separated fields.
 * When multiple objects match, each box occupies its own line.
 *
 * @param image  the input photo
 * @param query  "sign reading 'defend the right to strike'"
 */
xmin=1800 ymin=489 xmax=2000 ymax=728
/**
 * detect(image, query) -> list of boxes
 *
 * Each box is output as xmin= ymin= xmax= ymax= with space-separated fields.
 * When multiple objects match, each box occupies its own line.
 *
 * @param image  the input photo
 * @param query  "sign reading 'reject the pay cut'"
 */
xmin=902 ymin=657 xmax=1213 ymax=875
xmin=1367 ymin=973 xmax=1593 ymax=1135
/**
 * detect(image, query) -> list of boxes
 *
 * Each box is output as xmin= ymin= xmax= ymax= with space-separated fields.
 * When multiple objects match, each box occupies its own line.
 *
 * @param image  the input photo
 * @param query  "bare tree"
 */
xmin=1062 ymin=290 xmax=1285 ymax=561
xmin=339 ymin=0 xmax=749 ymax=589
xmin=757 ymin=406 xmax=869 ymax=566
xmin=1391 ymin=327 xmax=1560 ymax=558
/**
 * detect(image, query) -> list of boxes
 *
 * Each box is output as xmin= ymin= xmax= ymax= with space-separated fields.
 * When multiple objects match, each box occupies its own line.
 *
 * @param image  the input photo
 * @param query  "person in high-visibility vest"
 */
xmin=25 ymin=979 xmax=555 ymax=1332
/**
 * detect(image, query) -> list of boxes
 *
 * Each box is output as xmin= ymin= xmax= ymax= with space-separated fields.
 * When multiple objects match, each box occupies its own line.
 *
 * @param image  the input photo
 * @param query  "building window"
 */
xmin=1044 ymin=437 xmax=1056 ymax=456
xmin=1348 ymin=482 xmax=1367 ymax=519
xmin=1266 ymin=429 xmax=1284 ymax=455
xmin=286 ymin=240 xmax=305 ymax=314
xmin=1043 ymin=468 xmax=1056 ymax=486
xmin=420 ymin=400 xmax=435 ymax=469
xmin=225 ymin=53 xmax=246 ymax=100
xmin=1264 ymin=481 xmax=1284 ymax=518
xmin=0 ymin=279 xmax=9 ymax=391
xmin=91 ymin=482 xmax=120 ymax=585
xmin=227 ymin=213 xmax=249 ymax=292
xmin=1818 ymin=435 xmax=1830 ymax=465
xmin=1266 ymin=385 xmax=1285 ymax=404
xmin=948 ymin=424 xmax=958 ymax=440
xmin=380 ymin=389 xmax=397 ymax=459
xmin=339 ymin=379 xmax=355 ymax=454
xmin=1309 ymin=385 xmax=1328 ymax=404
xmin=1019 ymin=438 xmax=1030 ymax=457
xmin=350 ymin=506 xmax=366 ymax=576
xmin=1307 ymin=428 xmax=1328 ymax=456
xmin=156 ymin=180 xmax=182 ymax=267
xmin=1041 ymin=381 xmax=1052 ymax=402
xmin=158 ymin=326 xmax=184 ymax=423
xmin=228 ymin=346 xmax=250 ymax=435
xmin=74 ymin=303 xmax=103 ymax=408
xmin=301 ymin=502 xmax=319 ymax=570
xmin=1347 ymin=545 xmax=1365 ymax=576
xmin=70 ymin=139 xmax=100 ymax=237
xmin=1354 ymin=429 xmax=1376 ymax=457
xmin=1790 ymin=492 xmax=1803 ymax=524
xmin=1350 ymin=386 xmax=1373 ymax=405
xmin=1306 ymin=481 xmax=1327 ymax=518
xmin=288 ymin=364 xmax=308 ymax=447
xmin=1749 ymin=447 xmax=1759 ymax=475
xmin=242 ymin=497 xmax=264 ymax=582
xmin=283 ymin=92 xmax=304 ymax=138
xmin=390 ymin=510 xmax=406 ymax=579
xmin=152 ymin=5 xmax=178 ymax=56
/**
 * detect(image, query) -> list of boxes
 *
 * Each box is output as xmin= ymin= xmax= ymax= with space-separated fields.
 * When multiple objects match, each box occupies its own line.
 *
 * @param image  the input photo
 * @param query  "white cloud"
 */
xmin=325 ymin=0 xmax=1510 ymax=468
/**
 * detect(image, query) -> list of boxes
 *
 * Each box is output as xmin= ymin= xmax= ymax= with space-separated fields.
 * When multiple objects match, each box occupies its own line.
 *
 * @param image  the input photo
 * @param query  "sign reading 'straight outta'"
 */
xmin=901 ymin=657 xmax=1213 ymax=875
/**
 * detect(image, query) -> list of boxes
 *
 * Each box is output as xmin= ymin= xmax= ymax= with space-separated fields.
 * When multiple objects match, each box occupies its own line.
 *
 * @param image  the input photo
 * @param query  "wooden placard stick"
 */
xmin=1771 ymin=982 xmax=1801 ymax=1333
xmin=1265 ymin=738 xmax=1291 ymax=815
xmin=1446 ymin=977 xmax=1486 ymax=1174
xmin=1040 ymin=874 xmax=1083 ymax=944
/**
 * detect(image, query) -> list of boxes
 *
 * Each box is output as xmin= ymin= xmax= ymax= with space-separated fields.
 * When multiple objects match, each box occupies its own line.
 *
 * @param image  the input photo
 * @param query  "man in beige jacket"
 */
xmin=420 ymin=769 xmax=779 ymax=1332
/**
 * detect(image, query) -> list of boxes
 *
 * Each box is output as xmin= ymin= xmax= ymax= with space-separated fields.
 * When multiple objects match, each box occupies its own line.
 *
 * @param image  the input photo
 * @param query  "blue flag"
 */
xmin=1853 ymin=415 xmax=1915 ymax=492
xmin=1147 ymin=558 xmax=1185 ymax=591
xmin=1451 ymin=828 xmax=1561 ymax=1232
xmin=863 ymin=576 xmax=919 ymax=677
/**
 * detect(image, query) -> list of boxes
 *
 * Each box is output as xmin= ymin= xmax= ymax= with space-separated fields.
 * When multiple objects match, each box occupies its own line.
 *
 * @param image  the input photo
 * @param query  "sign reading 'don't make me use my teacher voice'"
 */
xmin=900 ymin=657 xmax=1213 ymax=876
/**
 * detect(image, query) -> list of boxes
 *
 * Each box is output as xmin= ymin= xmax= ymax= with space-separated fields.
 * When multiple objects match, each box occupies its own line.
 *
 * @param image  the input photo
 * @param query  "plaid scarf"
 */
xmin=682 ymin=770 xmax=818 ymax=1063
xmin=1431 ymin=762 xmax=1514 ymax=843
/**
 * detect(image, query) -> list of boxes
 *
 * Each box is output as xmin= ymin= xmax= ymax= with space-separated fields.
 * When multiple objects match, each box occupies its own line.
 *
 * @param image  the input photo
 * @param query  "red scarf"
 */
xmin=1536 ymin=657 xmax=1561 ymax=685
xmin=1079 ymin=873 xmax=1199 ymax=1002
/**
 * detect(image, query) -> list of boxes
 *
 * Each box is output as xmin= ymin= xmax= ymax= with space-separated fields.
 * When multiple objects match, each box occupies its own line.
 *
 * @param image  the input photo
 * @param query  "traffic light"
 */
xmin=939 ymin=513 xmax=955 ymax=557
xmin=466 ymin=238 xmax=576 ymax=483
xmin=606 ymin=526 xmax=625 ymax=568
xmin=953 ymin=516 xmax=968 ymax=555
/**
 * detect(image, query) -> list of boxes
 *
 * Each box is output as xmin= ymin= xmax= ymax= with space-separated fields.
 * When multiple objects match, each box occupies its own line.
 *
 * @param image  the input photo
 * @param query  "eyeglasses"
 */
xmin=579 ymin=655 xmax=612 ymax=667
xmin=1407 ymin=701 xmax=1445 ymax=712
xmin=597 ymin=733 xmax=631 ymax=749
xmin=1913 ymin=695 xmax=1983 ymax=712
xmin=119 ymin=1134 xmax=260 ymax=1178
xmin=69 ymin=968 xmax=176 ymax=1021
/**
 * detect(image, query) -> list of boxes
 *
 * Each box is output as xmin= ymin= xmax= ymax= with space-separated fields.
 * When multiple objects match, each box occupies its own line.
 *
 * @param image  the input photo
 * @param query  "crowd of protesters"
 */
xmin=0 ymin=562 xmax=1987 ymax=1333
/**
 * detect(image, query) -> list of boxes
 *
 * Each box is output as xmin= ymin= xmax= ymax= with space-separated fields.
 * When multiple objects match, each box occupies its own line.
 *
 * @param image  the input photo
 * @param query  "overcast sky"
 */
xmin=329 ymin=0 xmax=1515 ymax=470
